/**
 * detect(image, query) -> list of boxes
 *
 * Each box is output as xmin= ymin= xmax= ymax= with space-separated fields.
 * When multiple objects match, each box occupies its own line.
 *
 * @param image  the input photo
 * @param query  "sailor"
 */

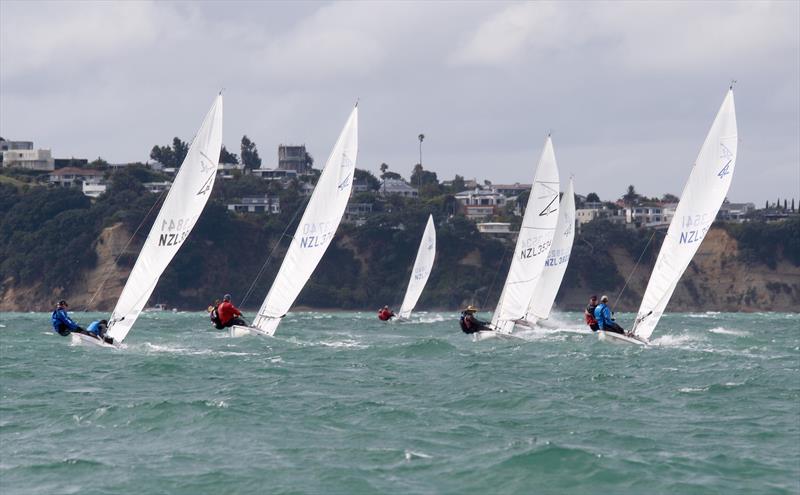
xmin=86 ymin=319 xmax=115 ymax=344
xmin=459 ymin=305 xmax=489 ymax=334
xmin=208 ymin=299 xmax=224 ymax=329
xmin=594 ymin=295 xmax=625 ymax=335
xmin=584 ymin=295 xmax=599 ymax=331
xmin=377 ymin=305 xmax=395 ymax=321
xmin=217 ymin=294 xmax=246 ymax=327
xmin=50 ymin=300 xmax=85 ymax=336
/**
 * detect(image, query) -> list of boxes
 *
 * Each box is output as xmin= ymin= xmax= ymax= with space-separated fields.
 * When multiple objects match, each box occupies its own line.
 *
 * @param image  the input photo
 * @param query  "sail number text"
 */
xmin=300 ymin=221 xmax=334 ymax=249
xmin=520 ymin=239 xmax=551 ymax=260
xmin=158 ymin=216 xmax=195 ymax=247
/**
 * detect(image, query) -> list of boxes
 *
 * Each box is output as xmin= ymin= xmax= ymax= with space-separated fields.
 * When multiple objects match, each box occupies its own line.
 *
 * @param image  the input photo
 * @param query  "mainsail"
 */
xmin=523 ymin=176 xmax=575 ymax=325
xmin=107 ymin=94 xmax=223 ymax=343
xmin=249 ymin=105 xmax=358 ymax=336
xmin=490 ymin=136 xmax=560 ymax=334
xmin=632 ymin=88 xmax=738 ymax=341
xmin=397 ymin=214 xmax=437 ymax=319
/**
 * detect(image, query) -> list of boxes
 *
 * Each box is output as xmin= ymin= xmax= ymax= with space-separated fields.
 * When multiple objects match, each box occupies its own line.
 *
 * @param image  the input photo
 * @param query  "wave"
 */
xmin=708 ymin=326 xmax=748 ymax=337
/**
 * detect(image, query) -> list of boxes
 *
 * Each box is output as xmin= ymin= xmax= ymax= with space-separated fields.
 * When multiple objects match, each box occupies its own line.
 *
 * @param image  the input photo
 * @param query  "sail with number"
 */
xmin=522 ymin=176 xmax=575 ymax=325
xmin=490 ymin=136 xmax=560 ymax=334
xmin=632 ymin=88 xmax=737 ymax=341
xmin=246 ymin=105 xmax=358 ymax=336
xmin=107 ymin=94 xmax=223 ymax=344
xmin=397 ymin=215 xmax=437 ymax=320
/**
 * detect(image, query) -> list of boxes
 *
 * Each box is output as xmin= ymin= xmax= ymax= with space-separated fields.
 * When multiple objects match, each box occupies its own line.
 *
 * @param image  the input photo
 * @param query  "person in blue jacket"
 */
xmin=51 ymin=300 xmax=85 ymax=336
xmin=594 ymin=295 xmax=625 ymax=335
xmin=85 ymin=319 xmax=114 ymax=344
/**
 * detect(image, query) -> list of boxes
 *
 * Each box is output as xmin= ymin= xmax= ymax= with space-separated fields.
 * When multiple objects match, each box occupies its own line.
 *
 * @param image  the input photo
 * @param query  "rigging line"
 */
xmin=83 ymin=188 xmax=170 ymax=312
xmin=481 ymin=239 xmax=513 ymax=311
xmin=240 ymin=195 xmax=310 ymax=308
xmin=611 ymin=229 xmax=657 ymax=312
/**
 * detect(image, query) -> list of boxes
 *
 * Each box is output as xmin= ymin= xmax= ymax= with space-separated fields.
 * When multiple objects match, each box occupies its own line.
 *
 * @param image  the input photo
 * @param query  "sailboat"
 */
xmin=600 ymin=87 xmax=738 ymax=346
xmin=72 ymin=94 xmax=224 ymax=348
xmin=230 ymin=105 xmax=358 ymax=337
xmin=394 ymin=214 xmax=436 ymax=321
xmin=515 ymin=176 xmax=576 ymax=330
xmin=475 ymin=136 xmax=560 ymax=340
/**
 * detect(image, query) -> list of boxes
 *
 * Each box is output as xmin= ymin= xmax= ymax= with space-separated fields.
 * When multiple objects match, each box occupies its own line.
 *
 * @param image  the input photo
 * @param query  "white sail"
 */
xmin=107 ymin=94 xmax=223 ymax=343
xmin=633 ymin=88 xmax=737 ymax=341
xmin=250 ymin=105 xmax=358 ymax=336
xmin=490 ymin=136 xmax=560 ymax=333
xmin=397 ymin=215 xmax=437 ymax=319
xmin=524 ymin=176 xmax=575 ymax=324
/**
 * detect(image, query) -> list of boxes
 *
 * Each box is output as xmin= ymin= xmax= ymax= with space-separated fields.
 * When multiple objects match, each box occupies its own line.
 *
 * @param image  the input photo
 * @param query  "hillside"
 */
xmin=1 ymin=180 xmax=798 ymax=313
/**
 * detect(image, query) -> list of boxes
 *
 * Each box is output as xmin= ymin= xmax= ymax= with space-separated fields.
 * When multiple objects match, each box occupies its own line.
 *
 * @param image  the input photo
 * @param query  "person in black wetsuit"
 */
xmin=459 ymin=305 xmax=490 ymax=334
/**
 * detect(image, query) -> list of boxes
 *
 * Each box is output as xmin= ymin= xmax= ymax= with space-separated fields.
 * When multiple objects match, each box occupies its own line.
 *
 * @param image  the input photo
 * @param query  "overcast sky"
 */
xmin=1 ymin=1 xmax=798 ymax=202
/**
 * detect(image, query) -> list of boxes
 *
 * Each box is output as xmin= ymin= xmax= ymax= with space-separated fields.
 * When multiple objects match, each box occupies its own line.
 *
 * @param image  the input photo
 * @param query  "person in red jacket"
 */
xmin=584 ymin=295 xmax=599 ymax=331
xmin=377 ymin=305 xmax=395 ymax=321
xmin=218 ymin=294 xmax=246 ymax=327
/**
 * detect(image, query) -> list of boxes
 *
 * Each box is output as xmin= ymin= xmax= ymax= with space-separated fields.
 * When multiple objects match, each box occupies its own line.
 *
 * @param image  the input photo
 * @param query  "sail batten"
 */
xmin=107 ymin=95 xmax=223 ymax=343
xmin=633 ymin=89 xmax=738 ymax=341
xmin=490 ymin=136 xmax=560 ymax=333
xmin=251 ymin=106 xmax=358 ymax=336
xmin=398 ymin=215 xmax=437 ymax=319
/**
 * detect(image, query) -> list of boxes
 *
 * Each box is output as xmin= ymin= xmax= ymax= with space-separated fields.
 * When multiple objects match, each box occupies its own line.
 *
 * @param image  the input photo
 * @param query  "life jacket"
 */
xmin=209 ymin=306 xmax=220 ymax=324
xmin=378 ymin=309 xmax=392 ymax=321
xmin=459 ymin=312 xmax=472 ymax=332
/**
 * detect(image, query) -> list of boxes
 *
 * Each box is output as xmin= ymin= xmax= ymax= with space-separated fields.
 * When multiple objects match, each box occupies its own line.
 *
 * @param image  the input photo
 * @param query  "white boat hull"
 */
xmin=472 ymin=330 xmax=518 ymax=342
xmin=229 ymin=325 xmax=272 ymax=338
xmin=70 ymin=333 xmax=117 ymax=349
xmin=597 ymin=330 xmax=648 ymax=346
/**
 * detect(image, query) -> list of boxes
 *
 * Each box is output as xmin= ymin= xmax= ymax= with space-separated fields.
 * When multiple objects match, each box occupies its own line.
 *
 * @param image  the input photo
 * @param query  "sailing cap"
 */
xmin=601 ymin=295 xmax=609 ymax=302
xmin=464 ymin=305 xmax=478 ymax=312
xmin=58 ymin=300 xmax=68 ymax=306
xmin=223 ymin=294 xmax=231 ymax=301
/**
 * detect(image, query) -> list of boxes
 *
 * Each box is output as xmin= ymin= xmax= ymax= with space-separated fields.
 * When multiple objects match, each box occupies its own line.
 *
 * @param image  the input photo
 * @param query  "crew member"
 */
xmin=377 ymin=305 xmax=395 ymax=321
xmin=584 ymin=295 xmax=599 ymax=331
xmin=86 ymin=319 xmax=115 ymax=344
xmin=208 ymin=299 xmax=224 ymax=329
xmin=51 ymin=300 xmax=85 ymax=336
xmin=594 ymin=295 xmax=625 ymax=335
xmin=217 ymin=294 xmax=246 ymax=327
xmin=459 ymin=305 xmax=489 ymax=334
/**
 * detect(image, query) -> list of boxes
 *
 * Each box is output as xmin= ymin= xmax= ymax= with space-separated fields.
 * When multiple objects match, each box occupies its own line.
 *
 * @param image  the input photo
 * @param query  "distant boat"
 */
xmin=144 ymin=303 xmax=167 ymax=312
xmin=600 ymin=87 xmax=738 ymax=346
xmin=475 ymin=136 xmax=560 ymax=340
xmin=395 ymin=214 xmax=437 ymax=321
xmin=516 ymin=176 xmax=576 ymax=329
xmin=230 ymin=105 xmax=358 ymax=338
xmin=73 ymin=94 xmax=223 ymax=348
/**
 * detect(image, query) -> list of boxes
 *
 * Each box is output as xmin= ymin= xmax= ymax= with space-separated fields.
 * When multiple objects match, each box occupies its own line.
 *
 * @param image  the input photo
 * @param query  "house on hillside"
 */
xmin=49 ymin=167 xmax=105 ymax=187
xmin=454 ymin=188 xmax=507 ymax=220
xmin=227 ymin=195 xmax=281 ymax=214
xmin=379 ymin=178 xmax=418 ymax=198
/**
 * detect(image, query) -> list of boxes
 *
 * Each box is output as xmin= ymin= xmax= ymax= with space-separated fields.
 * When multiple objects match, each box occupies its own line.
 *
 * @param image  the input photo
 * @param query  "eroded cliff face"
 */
xmin=555 ymin=228 xmax=800 ymax=313
xmin=0 ymin=225 xmax=797 ymax=312
xmin=0 ymin=223 xmax=135 ymax=312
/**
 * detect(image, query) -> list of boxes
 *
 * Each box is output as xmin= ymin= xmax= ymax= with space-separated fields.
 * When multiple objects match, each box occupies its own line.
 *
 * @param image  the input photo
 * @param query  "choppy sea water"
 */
xmin=1 ymin=311 xmax=798 ymax=494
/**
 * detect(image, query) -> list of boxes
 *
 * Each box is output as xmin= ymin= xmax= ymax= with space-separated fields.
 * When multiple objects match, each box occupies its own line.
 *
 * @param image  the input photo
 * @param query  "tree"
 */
xmin=450 ymin=175 xmax=466 ymax=193
xmin=410 ymin=163 xmax=438 ymax=188
xmin=623 ymin=185 xmax=639 ymax=205
xmin=354 ymin=168 xmax=380 ymax=191
xmin=220 ymin=145 xmax=239 ymax=164
xmin=379 ymin=162 xmax=389 ymax=178
xmin=792 ymin=198 xmax=796 ymax=212
xmin=149 ymin=137 xmax=188 ymax=168
xmin=661 ymin=193 xmax=679 ymax=203
xmin=586 ymin=192 xmax=600 ymax=203
xmin=241 ymin=135 xmax=262 ymax=170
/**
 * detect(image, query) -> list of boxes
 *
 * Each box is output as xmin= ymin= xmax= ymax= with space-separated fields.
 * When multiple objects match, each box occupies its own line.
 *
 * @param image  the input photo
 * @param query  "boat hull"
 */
xmin=597 ymin=330 xmax=648 ymax=346
xmin=70 ymin=333 xmax=117 ymax=349
xmin=472 ymin=330 xmax=518 ymax=342
xmin=229 ymin=325 xmax=272 ymax=338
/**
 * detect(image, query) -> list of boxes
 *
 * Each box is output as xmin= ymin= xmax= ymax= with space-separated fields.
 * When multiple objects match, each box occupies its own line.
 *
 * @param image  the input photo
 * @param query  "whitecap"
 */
xmin=708 ymin=327 xmax=748 ymax=337
xmin=679 ymin=386 xmax=708 ymax=393
xmin=404 ymin=449 xmax=432 ymax=460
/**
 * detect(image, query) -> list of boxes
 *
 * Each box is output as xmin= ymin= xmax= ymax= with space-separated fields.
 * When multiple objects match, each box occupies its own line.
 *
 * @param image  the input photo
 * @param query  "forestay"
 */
xmin=632 ymin=88 xmax=738 ymax=341
xmin=249 ymin=105 xmax=358 ymax=336
xmin=107 ymin=94 xmax=223 ymax=343
xmin=397 ymin=214 xmax=437 ymax=319
xmin=491 ymin=136 xmax=560 ymax=334
xmin=523 ymin=176 xmax=575 ymax=325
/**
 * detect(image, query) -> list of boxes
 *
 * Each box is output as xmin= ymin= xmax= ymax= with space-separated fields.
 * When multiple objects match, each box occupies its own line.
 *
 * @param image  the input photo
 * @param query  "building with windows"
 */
xmin=250 ymin=168 xmax=298 ymax=181
xmin=493 ymin=183 xmax=531 ymax=198
xmin=82 ymin=179 xmax=107 ymax=198
xmin=626 ymin=205 xmax=668 ymax=228
xmin=143 ymin=181 xmax=172 ymax=194
xmin=3 ymin=148 xmax=55 ymax=170
xmin=477 ymin=222 xmax=515 ymax=235
xmin=379 ymin=178 xmax=418 ymax=198
xmin=48 ymin=167 xmax=105 ymax=187
xmin=717 ymin=201 xmax=755 ymax=222
xmin=227 ymin=195 xmax=281 ymax=214
xmin=575 ymin=205 xmax=627 ymax=229
xmin=454 ymin=188 xmax=507 ymax=220
xmin=278 ymin=145 xmax=313 ymax=174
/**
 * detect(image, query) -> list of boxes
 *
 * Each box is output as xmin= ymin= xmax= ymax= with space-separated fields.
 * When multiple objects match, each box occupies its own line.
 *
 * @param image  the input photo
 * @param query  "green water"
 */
xmin=1 ymin=311 xmax=798 ymax=494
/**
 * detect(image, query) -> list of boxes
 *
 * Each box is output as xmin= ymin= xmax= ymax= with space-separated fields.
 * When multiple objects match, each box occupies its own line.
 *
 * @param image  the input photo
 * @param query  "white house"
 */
xmin=3 ymin=149 xmax=55 ymax=170
xmin=227 ymin=195 xmax=281 ymax=214
xmin=379 ymin=178 xmax=418 ymax=198
xmin=454 ymin=188 xmax=507 ymax=220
